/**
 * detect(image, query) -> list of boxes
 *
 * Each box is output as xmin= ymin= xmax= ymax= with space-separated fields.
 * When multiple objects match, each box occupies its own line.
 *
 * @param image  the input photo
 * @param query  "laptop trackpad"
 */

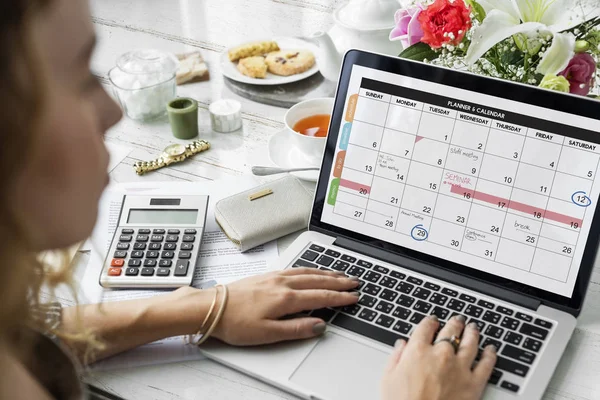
xmin=289 ymin=332 xmax=388 ymax=400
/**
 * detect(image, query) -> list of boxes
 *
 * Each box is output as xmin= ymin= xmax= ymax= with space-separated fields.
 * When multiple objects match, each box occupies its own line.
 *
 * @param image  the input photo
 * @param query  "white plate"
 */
xmin=221 ymin=37 xmax=320 ymax=86
xmin=268 ymin=129 xmax=320 ymax=182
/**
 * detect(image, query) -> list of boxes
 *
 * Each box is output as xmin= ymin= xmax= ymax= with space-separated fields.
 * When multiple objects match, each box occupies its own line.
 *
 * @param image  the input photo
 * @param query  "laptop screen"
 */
xmin=319 ymin=61 xmax=600 ymax=300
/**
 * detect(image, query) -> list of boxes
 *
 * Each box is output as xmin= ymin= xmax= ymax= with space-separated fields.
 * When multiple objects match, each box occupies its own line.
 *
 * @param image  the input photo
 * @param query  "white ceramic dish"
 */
xmin=268 ymin=129 xmax=320 ymax=182
xmin=284 ymin=97 xmax=333 ymax=166
xmin=221 ymin=37 xmax=320 ymax=86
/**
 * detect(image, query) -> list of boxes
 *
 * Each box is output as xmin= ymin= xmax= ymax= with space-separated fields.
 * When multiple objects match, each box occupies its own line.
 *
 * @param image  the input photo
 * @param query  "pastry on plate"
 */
xmin=265 ymin=50 xmax=315 ymax=76
xmin=237 ymin=56 xmax=268 ymax=79
xmin=228 ymin=41 xmax=280 ymax=62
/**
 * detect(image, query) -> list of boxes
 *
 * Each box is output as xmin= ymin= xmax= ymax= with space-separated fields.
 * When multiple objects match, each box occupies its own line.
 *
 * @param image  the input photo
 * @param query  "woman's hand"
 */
xmin=381 ymin=315 xmax=497 ymax=400
xmin=211 ymin=267 xmax=359 ymax=346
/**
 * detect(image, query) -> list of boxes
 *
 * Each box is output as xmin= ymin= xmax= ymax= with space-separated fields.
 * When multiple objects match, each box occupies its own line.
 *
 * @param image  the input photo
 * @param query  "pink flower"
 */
xmin=389 ymin=5 xmax=424 ymax=49
xmin=558 ymin=53 xmax=597 ymax=96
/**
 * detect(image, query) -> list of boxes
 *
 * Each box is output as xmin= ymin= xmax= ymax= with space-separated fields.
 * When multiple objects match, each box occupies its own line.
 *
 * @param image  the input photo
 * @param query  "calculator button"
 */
xmin=134 ymin=242 xmax=146 ymax=250
xmin=164 ymin=243 xmax=177 ymax=251
xmin=121 ymin=229 xmax=134 ymax=234
xmin=113 ymin=251 xmax=127 ymax=258
xmin=168 ymin=229 xmax=180 ymax=234
xmin=181 ymin=243 xmax=193 ymax=250
xmin=174 ymin=260 xmax=189 ymax=276
xmin=119 ymin=235 xmax=132 ymax=242
xmin=128 ymin=259 xmax=142 ymax=267
xmin=153 ymin=229 xmax=166 ymax=234
xmin=182 ymin=235 xmax=196 ymax=242
xmin=138 ymin=229 xmax=151 ymax=234
xmin=131 ymin=251 xmax=144 ymax=258
xmin=143 ymin=259 xmax=157 ymax=267
xmin=141 ymin=268 xmax=155 ymax=276
xmin=161 ymin=251 xmax=174 ymax=259
xmin=108 ymin=267 xmax=122 ymax=276
xmin=146 ymin=251 xmax=159 ymax=259
xmin=116 ymin=243 xmax=130 ymax=250
xmin=184 ymin=229 xmax=197 ymax=234
xmin=151 ymin=235 xmax=164 ymax=242
xmin=125 ymin=267 xmax=139 ymax=276
xmin=166 ymin=235 xmax=179 ymax=242
xmin=159 ymin=260 xmax=172 ymax=267
xmin=110 ymin=259 xmax=125 ymax=267
xmin=179 ymin=251 xmax=192 ymax=259
xmin=157 ymin=268 xmax=170 ymax=276
xmin=136 ymin=235 xmax=149 ymax=242
xmin=148 ymin=243 xmax=161 ymax=250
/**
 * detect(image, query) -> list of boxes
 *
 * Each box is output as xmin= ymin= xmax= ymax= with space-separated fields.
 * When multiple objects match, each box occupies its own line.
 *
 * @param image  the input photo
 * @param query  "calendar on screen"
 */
xmin=321 ymin=65 xmax=600 ymax=297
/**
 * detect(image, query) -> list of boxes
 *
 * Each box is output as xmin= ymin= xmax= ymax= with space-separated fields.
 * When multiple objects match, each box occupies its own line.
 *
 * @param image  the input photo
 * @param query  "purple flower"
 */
xmin=558 ymin=53 xmax=596 ymax=96
xmin=389 ymin=5 xmax=425 ymax=49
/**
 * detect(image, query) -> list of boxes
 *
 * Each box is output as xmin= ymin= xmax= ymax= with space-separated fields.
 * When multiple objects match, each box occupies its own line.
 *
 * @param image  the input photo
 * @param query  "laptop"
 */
xmin=201 ymin=50 xmax=600 ymax=400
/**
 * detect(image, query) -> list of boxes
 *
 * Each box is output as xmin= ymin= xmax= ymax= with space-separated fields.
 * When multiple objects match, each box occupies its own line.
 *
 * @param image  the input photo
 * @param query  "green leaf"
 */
xmin=399 ymin=42 xmax=439 ymax=62
xmin=465 ymin=0 xmax=486 ymax=22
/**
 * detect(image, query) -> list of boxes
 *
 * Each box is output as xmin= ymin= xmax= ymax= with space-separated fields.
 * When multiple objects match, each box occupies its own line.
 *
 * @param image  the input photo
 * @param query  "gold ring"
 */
xmin=433 ymin=335 xmax=461 ymax=353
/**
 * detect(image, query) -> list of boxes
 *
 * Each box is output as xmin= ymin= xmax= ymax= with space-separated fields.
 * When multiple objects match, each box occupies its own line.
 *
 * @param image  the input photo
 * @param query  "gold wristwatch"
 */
xmin=134 ymin=140 xmax=211 ymax=175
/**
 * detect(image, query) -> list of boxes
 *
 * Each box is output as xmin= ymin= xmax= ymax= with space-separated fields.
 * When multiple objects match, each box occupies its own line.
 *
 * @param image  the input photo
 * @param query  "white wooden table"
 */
xmin=88 ymin=1 xmax=600 ymax=399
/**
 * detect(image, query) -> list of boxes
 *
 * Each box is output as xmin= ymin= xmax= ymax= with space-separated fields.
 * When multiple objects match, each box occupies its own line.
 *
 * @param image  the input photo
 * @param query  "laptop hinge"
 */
xmin=333 ymin=236 xmax=541 ymax=311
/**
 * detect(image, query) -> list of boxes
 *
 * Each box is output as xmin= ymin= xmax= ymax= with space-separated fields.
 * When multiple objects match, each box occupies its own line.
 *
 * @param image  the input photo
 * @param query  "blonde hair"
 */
xmin=0 ymin=0 xmax=103 ymax=363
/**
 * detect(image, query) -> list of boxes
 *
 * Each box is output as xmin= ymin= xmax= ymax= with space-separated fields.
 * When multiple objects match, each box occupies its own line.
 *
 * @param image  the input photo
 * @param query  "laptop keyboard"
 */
xmin=293 ymin=243 xmax=556 ymax=394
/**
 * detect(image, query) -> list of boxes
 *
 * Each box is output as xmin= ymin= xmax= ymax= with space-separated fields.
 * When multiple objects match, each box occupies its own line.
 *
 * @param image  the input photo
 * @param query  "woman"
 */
xmin=0 ymin=0 xmax=498 ymax=398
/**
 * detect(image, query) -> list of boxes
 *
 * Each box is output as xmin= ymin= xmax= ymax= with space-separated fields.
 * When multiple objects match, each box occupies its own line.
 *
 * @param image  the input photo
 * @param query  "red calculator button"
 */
xmin=111 ymin=258 xmax=125 ymax=267
xmin=108 ymin=267 xmax=122 ymax=276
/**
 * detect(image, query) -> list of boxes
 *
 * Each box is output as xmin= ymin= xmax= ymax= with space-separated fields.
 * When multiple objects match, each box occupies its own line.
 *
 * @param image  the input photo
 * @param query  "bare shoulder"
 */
xmin=0 ymin=344 xmax=54 ymax=400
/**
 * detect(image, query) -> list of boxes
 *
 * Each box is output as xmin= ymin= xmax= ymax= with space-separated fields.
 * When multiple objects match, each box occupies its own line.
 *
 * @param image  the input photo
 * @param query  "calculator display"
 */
xmin=321 ymin=64 xmax=600 ymax=298
xmin=127 ymin=209 xmax=198 ymax=224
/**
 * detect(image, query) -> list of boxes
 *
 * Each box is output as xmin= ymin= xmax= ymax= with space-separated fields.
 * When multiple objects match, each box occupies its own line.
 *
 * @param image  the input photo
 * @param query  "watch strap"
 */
xmin=134 ymin=140 xmax=211 ymax=175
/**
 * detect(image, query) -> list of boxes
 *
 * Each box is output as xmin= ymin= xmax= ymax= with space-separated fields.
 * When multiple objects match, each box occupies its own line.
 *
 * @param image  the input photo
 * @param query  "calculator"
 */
xmin=99 ymin=194 xmax=209 ymax=289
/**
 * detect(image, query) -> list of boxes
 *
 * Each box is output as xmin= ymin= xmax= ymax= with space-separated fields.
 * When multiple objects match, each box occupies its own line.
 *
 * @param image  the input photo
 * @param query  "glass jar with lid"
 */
xmin=109 ymin=49 xmax=178 ymax=121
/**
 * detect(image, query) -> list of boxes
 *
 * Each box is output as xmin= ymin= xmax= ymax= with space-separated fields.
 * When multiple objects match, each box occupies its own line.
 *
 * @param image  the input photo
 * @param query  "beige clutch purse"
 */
xmin=214 ymin=175 xmax=313 ymax=252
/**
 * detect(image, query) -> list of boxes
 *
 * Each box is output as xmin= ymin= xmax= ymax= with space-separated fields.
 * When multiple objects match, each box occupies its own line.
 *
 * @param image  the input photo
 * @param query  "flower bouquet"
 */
xmin=390 ymin=0 xmax=600 ymax=97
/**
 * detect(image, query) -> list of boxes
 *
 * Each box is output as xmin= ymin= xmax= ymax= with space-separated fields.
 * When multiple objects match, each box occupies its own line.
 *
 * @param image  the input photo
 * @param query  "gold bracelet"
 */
xmin=188 ymin=286 xmax=219 ymax=345
xmin=195 ymin=284 xmax=229 ymax=347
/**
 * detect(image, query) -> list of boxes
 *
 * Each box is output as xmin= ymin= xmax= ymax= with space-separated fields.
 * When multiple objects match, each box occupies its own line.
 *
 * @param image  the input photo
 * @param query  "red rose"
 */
xmin=418 ymin=0 xmax=471 ymax=49
xmin=558 ymin=53 xmax=597 ymax=96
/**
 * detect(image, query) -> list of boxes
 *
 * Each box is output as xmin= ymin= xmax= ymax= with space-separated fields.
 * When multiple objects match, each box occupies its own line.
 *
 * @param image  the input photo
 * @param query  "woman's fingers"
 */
xmin=409 ymin=315 xmax=440 ymax=346
xmin=457 ymin=322 xmax=480 ymax=363
xmin=385 ymin=339 xmax=407 ymax=373
xmin=287 ymin=289 xmax=359 ymax=312
xmin=285 ymin=274 xmax=359 ymax=291
xmin=473 ymin=345 xmax=498 ymax=389
xmin=261 ymin=317 xmax=329 ymax=344
xmin=279 ymin=267 xmax=348 ymax=279
xmin=436 ymin=314 xmax=466 ymax=340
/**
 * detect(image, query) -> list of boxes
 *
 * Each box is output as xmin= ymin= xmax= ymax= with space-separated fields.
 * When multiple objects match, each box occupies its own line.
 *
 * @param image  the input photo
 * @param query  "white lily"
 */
xmin=465 ymin=0 xmax=599 ymax=74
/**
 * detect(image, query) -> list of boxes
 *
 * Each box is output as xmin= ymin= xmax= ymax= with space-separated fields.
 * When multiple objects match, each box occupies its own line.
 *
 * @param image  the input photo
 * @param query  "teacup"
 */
xmin=284 ymin=97 xmax=334 ymax=166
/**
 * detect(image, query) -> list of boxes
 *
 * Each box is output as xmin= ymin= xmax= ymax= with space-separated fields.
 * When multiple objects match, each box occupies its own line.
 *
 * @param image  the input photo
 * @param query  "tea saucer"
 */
xmin=268 ymin=129 xmax=320 ymax=182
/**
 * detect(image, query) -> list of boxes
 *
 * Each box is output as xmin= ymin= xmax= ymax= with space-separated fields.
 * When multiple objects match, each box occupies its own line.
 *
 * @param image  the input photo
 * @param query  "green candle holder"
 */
xmin=167 ymin=97 xmax=199 ymax=140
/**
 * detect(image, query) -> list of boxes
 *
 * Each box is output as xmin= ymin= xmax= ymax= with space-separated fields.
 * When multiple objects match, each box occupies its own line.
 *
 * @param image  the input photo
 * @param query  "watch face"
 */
xmin=164 ymin=144 xmax=186 ymax=157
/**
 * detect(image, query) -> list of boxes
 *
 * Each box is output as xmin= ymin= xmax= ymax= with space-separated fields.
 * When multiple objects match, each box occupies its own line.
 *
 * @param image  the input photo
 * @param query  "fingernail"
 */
xmin=394 ymin=339 xmax=404 ymax=348
xmin=350 ymin=291 xmax=360 ymax=296
xmin=455 ymin=315 xmax=466 ymax=323
xmin=468 ymin=322 xmax=479 ymax=330
xmin=334 ymin=271 xmax=346 ymax=276
xmin=428 ymin=315 xmax=439 ymax=321
xmin=348 ymin=276 xmax=360 ymax=282
xmin=312 ymin=322 xmax=327 ymax=335
xmin=485 ymin=344 xmax=497 ymax=354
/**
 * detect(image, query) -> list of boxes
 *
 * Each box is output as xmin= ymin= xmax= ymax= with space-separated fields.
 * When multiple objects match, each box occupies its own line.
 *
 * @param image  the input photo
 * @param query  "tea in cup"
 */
xmin=284 ymin=97 xmax=334 ymax=166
